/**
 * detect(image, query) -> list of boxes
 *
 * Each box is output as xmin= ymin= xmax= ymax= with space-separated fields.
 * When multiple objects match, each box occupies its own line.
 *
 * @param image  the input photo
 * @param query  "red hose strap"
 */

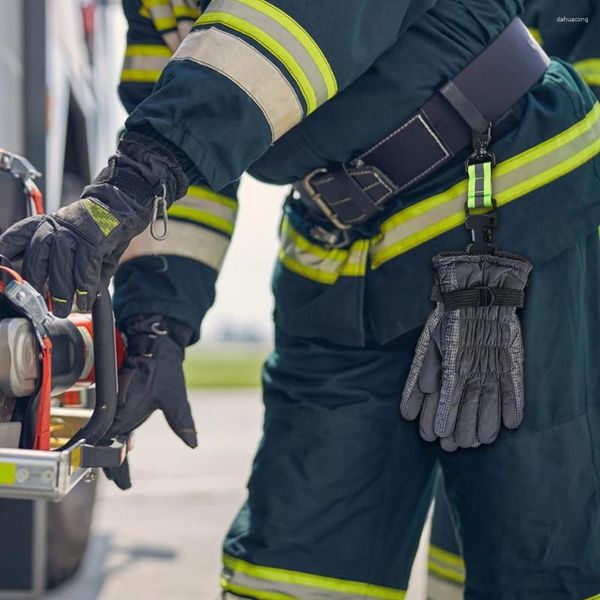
xmin=33 ymin=337 xmax=53 ymax=451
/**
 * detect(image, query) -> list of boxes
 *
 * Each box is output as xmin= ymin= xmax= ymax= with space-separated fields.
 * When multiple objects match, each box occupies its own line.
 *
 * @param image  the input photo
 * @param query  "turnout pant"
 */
xmin=222 ymin=232 xmax=600 ymax=600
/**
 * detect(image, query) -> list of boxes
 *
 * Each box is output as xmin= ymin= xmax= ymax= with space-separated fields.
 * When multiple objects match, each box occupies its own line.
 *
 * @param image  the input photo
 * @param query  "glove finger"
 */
xmin=400 ymin=315 xmax=441 ymax=421
xmin=48 ymin=230 xmax=76 ymax=317
xmin=22 ymin=223 xmax=54 ymax=293
xmin=401 ymin=385 xmax=427 ymax=422
xmin=500 ymin=372 xmax=524 ymax=430
xmin=434 ymin=375 xmax=465 ymax=439
xmin=0 ymin=217 xmax=42 ymax=261
xmin=478 ymin=374 xmax=502 ymax=444
xmin=440 ymin=435 xmax=459 ymax=452
xmin=419 ymin=391 xmax=440 ymax=442
xmin=73 ymin=242 xmax=101 ymax=311
xmin=103 ymin=457 xmax=132 ymax=491
xmin=161 ymin=393 xmax=197 ymax=448
xmin=454 ymin=377 xmax=481 ymax=448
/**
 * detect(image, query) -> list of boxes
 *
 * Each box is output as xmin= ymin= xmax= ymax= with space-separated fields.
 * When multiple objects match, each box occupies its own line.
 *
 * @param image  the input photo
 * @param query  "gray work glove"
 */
xmin=103 ymin=314 xmax=196 ymax=490
xmin=0 ymin=132 xmax=187 ymax=317
xmin=400 ymin=251 xmax=532 ymax=451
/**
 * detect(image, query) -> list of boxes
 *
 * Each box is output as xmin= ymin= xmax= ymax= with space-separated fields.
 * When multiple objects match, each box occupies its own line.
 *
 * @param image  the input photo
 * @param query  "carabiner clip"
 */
xmin=151 ymin=182 xmax=169 ymax=241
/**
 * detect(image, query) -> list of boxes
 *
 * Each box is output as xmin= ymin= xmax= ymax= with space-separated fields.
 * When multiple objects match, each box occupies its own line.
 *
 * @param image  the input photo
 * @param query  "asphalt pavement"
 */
xmin=46 ymin=390 xmax=429 ymax=600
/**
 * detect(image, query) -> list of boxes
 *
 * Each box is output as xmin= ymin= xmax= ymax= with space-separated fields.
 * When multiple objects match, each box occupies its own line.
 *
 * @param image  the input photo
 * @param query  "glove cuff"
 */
xmin=432 ymin=251 xmax=532 ymax=294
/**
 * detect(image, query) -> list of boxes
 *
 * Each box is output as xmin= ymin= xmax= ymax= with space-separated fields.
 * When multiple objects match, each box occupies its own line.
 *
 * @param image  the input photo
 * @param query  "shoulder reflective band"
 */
xmin=467 ymin=161 xmax=493 ymax=209
xmin=122 ymin=44 xmax=172 ymax=83
xmin=279 ymin=216 xmax=368 ymax=284
xmin=173 ymin=28 xmax=303 ymax=140
xmin=120 ymin=219 xmax=231 ymax=272
xmin=222 ymin=554 xmax=406 ymax=600
xmin=168 ymin=184 xmax=238 ymax=235
xmin=574 ymin=59 xmax=600 ymax=88
xmin=197 ymin=0 xmax=337 ymax=114
xmin=371 ymin=101 xmax=600 ymax=269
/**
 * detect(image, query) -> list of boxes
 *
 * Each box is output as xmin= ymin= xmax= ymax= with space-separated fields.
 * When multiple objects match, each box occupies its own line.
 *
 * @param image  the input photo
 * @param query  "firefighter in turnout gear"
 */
xmin=1 ymin=1 xmax=600 ymax=598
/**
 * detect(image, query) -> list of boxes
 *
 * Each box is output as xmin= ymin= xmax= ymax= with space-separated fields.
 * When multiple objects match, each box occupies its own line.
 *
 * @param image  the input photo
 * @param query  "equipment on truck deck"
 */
xmin=0 ymin=148 xmax=127 ymax=502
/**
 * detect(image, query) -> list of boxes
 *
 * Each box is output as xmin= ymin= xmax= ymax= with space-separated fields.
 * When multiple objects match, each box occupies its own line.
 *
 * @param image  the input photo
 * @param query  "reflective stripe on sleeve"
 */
xmin=168 ymin=184 xmax=238 ymax=235
xmin=197 ymin=0 xmax=336 ymax=114
xmin=120 ymin=219 xmax=230 ymax=271
xmin=222 ymin=554 xmax=406 ymax=600
xmin=173 ymin=28 xmax=303 ymax=139
xmin=278 ymin=216 xmax=368 ymax=284
xmin=121 ymin=44 xmax=172 ymax=83
xmin=142 ymin=0 xmax=177 ymax=31
xmin=370 ymin=102 xmax=600 ymax=269
xmin=574 ymin=59 xmax=600 ymax=87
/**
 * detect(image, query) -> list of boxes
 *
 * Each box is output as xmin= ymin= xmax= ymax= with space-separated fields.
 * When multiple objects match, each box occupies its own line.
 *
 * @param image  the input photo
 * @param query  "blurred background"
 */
xmin=0 ymin=1 xmax=428 ymax=598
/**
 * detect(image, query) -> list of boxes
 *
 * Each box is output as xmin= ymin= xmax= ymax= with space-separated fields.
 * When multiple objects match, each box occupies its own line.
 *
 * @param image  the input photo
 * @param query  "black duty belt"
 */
xmin=293 ymin=17 xmax=550 ymax=232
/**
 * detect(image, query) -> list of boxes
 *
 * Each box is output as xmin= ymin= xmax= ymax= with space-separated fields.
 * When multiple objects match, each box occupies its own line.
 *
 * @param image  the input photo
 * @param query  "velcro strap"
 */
xmin=431 ymin=286 xmax=525 ymax=310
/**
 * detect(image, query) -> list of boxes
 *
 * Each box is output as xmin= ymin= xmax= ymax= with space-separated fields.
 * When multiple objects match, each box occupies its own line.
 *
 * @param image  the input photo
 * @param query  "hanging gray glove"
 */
xmin=0 ymin=132 xmax=187 ymax=317
xmin=103 ymin=314 xmax=196 ymax=490
xmin=400 ymin=251 xmax=532 ymax=451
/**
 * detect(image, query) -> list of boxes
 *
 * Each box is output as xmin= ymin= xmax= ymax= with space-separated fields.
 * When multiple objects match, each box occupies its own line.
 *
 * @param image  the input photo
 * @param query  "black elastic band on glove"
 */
xmin=431 ymin=286 xmax=525 ymax=310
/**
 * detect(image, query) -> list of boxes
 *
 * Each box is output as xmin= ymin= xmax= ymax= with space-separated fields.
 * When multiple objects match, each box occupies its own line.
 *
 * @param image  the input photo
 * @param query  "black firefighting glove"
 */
xmin=400 ymin=252 xmax=532 ymax=451
xmin=0 ymin=132 xmax=187 ymax=317
xmin=103 ymin=314 xmax=196 ymax=490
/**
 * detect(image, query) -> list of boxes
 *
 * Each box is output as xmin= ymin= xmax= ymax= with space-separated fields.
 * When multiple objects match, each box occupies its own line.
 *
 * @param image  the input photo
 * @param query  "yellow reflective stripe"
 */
xmin=125 ymin=44 xmax=172 ymax=57
xmin=371 ymin=102 xmax=600 ymax=268
xmin=584 ymin=594 xmax=600 ymax=600
xmin=223 ymin=554 xmax=406 ymax=600
xmin=428 ymin=561 xmax=465 ymax=585
xmin=200 ymin=11 xmax=317 ymax=112
xmin=278 ymin=216 xmax=368 ymax=284
xmin=199 ymin=0 xmax=337 ymax=113
xmin=142 ymin=0 xmax=171 ymax=8
xmin=574 ymin=59 xmax=600 ymax=87
xmin=527 ymin=27 xmax=543 ymax=46
xmin=223 ymin=581 xmax=294 ymax=600
xmin=82 ymin=198 xmax=119 ymax=236
xmin=429 ymin=545 xmax=465 ymax=570
xmin=234 ymin=0 xmax=336 ymax=99
xmin=187 ymin=185 xmax=237 ymax=210
xmin=121 ymin=69 xmax=163 ymax=83
xmin=173 ymin=28 xmax=303 ymax=139
xmin=169 ymin=186 xmax=237 ymax=235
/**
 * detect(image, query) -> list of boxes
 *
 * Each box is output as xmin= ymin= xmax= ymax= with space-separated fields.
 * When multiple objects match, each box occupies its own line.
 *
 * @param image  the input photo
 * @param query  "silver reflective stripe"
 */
xmin=173 ymin=28 xmax=302 ymax=140
xmin=148 ymin=3 xmax=175 ymax=21
xmin=120 ymin=220 xmax=230 ymax=271
xmin=202 ymin=0 xmax=330 ymax=109
xmin=278 ymin=216 xmax=368 ymax=284
xmin=222 ymin=558 xmax=406 ymax=600
xmin=427 ymin=574 xmax=464 ymax=600
xmin=169 ymin=185 xmax=238 ymax=235
xmin=122 ymin=54 xmax=171 ymax=72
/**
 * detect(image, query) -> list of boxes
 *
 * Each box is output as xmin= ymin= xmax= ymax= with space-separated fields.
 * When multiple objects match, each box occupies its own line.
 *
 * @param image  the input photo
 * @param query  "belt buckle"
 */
xmin=302 ymin=168 xmax=352 ymax=231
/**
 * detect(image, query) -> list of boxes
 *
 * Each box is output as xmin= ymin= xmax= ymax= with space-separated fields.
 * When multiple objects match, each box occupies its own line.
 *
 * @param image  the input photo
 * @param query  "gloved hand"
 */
xmin=103 ymin=314 xmax=197 ymax=490
xmin=0 ymin=132 xmax=187 ymax=317
xmin=400 ymin=251 xmax=532 ymax=451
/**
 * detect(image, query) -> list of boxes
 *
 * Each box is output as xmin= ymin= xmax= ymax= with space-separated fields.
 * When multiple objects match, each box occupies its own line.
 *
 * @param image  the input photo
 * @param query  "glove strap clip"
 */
xmin=151 ymin=182 xmax=169 ymax=241
xmin=465 ymin=125 xmax=497 ymax=255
